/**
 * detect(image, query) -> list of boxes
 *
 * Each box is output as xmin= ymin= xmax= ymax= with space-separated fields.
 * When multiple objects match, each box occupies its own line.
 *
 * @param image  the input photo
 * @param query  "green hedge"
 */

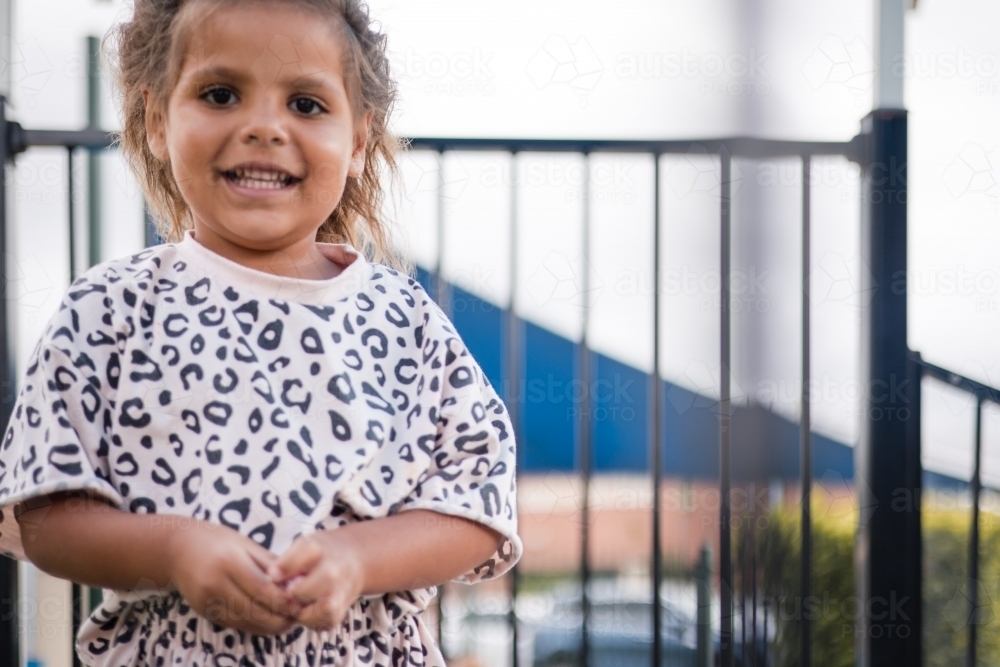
xmin=742 ymin=507 xmax=855 ymax=667
xmin=743 ymin=504 xmax=1000 ymax=667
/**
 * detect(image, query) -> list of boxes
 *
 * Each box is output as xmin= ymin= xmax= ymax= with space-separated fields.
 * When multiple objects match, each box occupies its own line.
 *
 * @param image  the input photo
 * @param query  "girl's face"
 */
xmin=144 ymin=2 xmax=371 ymax=250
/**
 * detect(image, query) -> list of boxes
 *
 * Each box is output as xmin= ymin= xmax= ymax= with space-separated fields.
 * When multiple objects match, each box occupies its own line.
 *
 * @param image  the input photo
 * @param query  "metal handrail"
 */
xmin=915 ymin=356 xmax=1000 ymax=404
xmin=4 ymin=122 xmax=865 ymax=162
xmin=8 ymin=124 xmax=117 ymax=154
xmin=405 ymin=135 xmax=863 ymax=161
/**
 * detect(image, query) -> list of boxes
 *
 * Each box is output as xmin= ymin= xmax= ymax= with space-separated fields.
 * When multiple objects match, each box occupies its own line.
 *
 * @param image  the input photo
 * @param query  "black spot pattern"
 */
xmin=0 ymin=231 xmax=521 ymax=666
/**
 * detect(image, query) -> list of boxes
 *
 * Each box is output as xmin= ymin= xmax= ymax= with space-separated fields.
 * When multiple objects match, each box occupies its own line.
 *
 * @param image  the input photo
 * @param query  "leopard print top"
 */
xmin=0 ymin=229 xmax=521 ymax=666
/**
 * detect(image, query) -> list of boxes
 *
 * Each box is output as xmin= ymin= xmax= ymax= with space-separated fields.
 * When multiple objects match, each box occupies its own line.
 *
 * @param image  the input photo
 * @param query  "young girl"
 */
xmin=0 ymin=0 xmax=521 ymax=665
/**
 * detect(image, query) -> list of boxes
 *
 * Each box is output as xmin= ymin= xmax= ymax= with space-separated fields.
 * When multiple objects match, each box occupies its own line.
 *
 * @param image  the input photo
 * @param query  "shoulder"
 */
xmin=366 ymin=264 xmax=494 ymax=395
xmin=60 ymin=242 xmax=184 ymax=305
xmin=37 ymin=243 xmax=184 ymax=352
xmin=365 ymin=262 xmax=460 ymax=340
xmin=365 ymin=262 xmax=427 ymax=303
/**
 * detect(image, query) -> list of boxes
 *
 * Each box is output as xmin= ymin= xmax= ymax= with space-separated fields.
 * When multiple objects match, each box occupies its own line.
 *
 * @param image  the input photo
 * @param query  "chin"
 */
xmin=217 ymin=218 xmax=311 ymax=246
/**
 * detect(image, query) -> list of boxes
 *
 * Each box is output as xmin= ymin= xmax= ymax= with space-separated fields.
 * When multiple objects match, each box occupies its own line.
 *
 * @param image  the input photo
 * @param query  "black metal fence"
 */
xmin=0 ymin=100 xmax=973 ymax=667
xmin=913 ymin=353 xmax=1000 ymax=667
xmin=406 ymin=135 xmax=860 ymax=667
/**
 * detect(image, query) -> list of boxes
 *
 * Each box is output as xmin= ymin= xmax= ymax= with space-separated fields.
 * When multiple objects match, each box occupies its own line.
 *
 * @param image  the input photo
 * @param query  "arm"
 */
xmin=269 ymin=509 xmax=504 ymax=627
xmin=17 ymin=491 xmax=302 ymax=635
xmin=17 ymin=491 xmax=177 ymax=591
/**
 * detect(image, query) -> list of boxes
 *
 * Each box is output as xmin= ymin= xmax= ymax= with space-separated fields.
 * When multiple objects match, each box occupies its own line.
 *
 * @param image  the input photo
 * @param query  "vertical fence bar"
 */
xmin=751 ymin=520 xmax=757 ymax=665
xmin=0 ymin=94 xmax=19 ymax=667
xmin=86 ymin=35 xmax=101 ymax=270
xmin=719 ymin=145 xmax=734 ymax=667
xmin=67 ymin=146 xmax=76 ymax=284
xmin=800 ymin=154 xmax=813 ymax=667
xmin=435 ymin=149 xmax=448 ymax=317
xmin=85 ymin=34 xmax=104 ymax=626
xmin=740 ymin=516 xmax=746 ymax=663
xmin=68 ymin=142 xmax=84 ymax=667
xmin=508 ymin=151 xmax=520 ymax=667
xmin=434 ymin=147 xmax=446 ymax=657
xmin=72 ymin=582 xmax=83 ymax=667
xmin=579 ymin=151 xmax=592 ymax=667
xmin=651 ymin=153 xmax=663 ymax=667
xmin=968 ymin=395 xmax=983 ymax=667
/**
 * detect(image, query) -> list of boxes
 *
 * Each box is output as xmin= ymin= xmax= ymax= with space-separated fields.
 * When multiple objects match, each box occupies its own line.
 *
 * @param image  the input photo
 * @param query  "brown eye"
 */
xmin=203 ymin=87 xmax=236 ymax=106
xmin=291 ymin=97 xmax=323 ymax=115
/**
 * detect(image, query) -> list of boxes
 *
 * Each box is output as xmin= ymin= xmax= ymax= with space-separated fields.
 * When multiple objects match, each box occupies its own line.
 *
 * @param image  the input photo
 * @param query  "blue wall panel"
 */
xmin=592 ymin=353 xmax=648 ymax=472
xmin=409 ymin=267 xmax=855 ymax=481
xmin=448 ymin=283 xmax=504 ymax=390
xmin=522 ymin=321 xmax=577 ymax=472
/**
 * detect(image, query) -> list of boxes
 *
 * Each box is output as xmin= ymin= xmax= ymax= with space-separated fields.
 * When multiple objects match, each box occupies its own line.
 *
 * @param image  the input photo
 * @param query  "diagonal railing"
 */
xmin=912 ymin=353 xmax=1000 ymax=667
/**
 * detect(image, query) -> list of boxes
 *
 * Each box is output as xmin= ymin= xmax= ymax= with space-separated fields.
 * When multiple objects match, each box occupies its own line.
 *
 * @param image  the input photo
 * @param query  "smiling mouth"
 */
xmin=221 ymin=167 xmax=302 ymax=190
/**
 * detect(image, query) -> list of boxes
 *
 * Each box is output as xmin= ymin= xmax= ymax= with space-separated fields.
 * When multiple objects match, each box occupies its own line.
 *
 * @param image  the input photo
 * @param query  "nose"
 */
xmin=240 ymin=97 xmax=289 ymax=146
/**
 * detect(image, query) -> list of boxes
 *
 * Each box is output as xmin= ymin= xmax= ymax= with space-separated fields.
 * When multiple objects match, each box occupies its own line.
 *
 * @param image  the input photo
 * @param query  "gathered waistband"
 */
xmin=76 ymin=587 xmax=441 ymax=667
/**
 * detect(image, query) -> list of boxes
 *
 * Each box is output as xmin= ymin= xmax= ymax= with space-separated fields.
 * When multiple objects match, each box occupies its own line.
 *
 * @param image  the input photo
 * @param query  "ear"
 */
xmin=143 ymin=86 xmax=169 ymax=162
xmin=348 ymin=111 xmax=373 ymax=178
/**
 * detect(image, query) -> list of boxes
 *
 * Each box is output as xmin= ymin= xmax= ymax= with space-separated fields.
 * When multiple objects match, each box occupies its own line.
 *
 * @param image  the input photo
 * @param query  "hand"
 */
xmin=267 ymin=529 xmax=365 ymax=632
xmin=166 ymin=519 xmax=301 ymax=635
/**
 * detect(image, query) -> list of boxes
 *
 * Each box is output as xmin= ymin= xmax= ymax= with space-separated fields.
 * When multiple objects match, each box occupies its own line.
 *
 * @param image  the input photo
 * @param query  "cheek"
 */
xmin=167 ymin=110 xmax=222 ymax=184
xmin=311 ymin=160 xmax=348 ymax=185
xmin=303 ymin=130 xmax=354 ymax=186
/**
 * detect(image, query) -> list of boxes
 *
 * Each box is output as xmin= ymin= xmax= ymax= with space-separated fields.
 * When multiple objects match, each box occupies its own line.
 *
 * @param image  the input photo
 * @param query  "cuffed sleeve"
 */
xmin=0 ymin=270 xmax=128 ymax=561
xmin=334 ymin=303 xmax=522 ymax=584
xmin=393 ymin=348 xmax=522 ymax=583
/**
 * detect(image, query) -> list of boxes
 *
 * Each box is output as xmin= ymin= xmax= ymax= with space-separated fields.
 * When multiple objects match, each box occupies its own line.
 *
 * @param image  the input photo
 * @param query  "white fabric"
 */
xmin=0 ymin=229 xmax=521 ymax=666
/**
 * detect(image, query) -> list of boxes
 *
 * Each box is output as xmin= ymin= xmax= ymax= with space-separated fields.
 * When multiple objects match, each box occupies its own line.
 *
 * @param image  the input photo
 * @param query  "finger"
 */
xmin=203 ymin=579 xmax=295 ymax=636
xmin=285 ymin=561 xmax=336 ymax=606
xmin=295 ymin=594 xmax=349 ymax=632
xmin=239 ymin=598 xmax=297 ymax=635
xmin=226 ymin=551 xmax=300 ymax=618
xmin=244 ymin=543 xmax=277 ymax=575
xmin=231 ymin=604 xmax=296 ymax=635
xmin=268 ymin=536 xmax=324 ymax=584
xmin=287 ymin=566 xmax=357 ymax=628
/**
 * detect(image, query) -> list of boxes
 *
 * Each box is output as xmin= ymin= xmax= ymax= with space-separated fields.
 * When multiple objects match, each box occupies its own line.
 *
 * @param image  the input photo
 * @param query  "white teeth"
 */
xmin=229 ymin=167 xmax=293 ymax=189
xmin=233 ymin=168 xmax=289 ymax=182
xmin=234 ymin=177 xmax=285 ymax=190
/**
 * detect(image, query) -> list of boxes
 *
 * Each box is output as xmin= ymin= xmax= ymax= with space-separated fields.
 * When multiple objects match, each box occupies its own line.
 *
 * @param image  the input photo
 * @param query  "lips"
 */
xmin=220 ymin=163 xmax=302 ymax=189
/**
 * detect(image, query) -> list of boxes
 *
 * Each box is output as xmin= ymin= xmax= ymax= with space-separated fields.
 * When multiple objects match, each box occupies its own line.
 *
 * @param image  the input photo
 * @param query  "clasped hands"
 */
xmin=166 ymin=520 xmax=369 ymax=636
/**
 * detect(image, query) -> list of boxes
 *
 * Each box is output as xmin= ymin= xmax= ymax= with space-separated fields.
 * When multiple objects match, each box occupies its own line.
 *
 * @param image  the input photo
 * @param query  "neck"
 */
xmin=189 ymin=222 xmax=342 ymax=280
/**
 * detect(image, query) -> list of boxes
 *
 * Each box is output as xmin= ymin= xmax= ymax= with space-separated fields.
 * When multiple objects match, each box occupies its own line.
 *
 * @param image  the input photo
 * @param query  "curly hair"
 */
xmin=104 ymin=0 xmax=413 ymax=276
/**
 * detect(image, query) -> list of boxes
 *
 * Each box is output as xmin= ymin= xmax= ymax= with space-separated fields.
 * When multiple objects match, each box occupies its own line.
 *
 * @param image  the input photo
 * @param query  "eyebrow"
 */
xmin=185 ymin=64 xmax=250 ymax=83
xmin=292 ymin=74 xmax=337 ymax=92
xmin=185 ymin=65 xmax=338 ymax=93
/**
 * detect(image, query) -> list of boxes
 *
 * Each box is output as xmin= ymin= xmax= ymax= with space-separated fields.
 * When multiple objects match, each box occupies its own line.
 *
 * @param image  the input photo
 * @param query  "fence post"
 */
xmin=856 ymin=108 xmax=921 ymax=667
xmin=0 ymin=93 xmax=18 ymax=667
